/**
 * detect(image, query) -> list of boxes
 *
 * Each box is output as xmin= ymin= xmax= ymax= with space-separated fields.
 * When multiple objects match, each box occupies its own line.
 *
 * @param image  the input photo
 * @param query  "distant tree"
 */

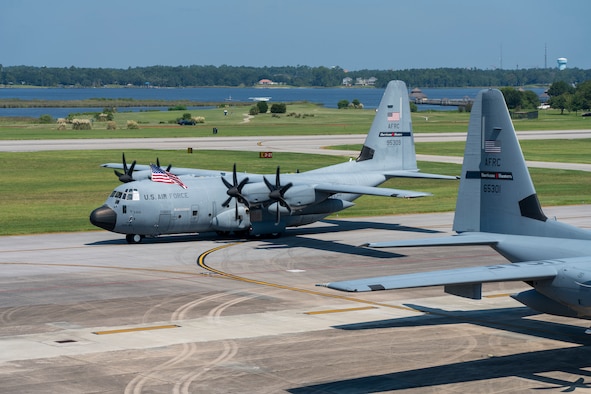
xmin=548 ymin=94 xmax=569 ymax=114
xmin=569 ymin=93 xmax=586 ymax=114
xmin=548 ymin=80 xmax=574 ymax=97
xmin=38 ymin=114 xmax=53 ymax=124
xmin=249 ymin=106 xmax=259 ymax=115
xmin=256 ymin=101 xmax=268 ymax=114
xmin=270 ymin=103 xmax=287 ymax=114
xmin=575 ymin=80 xmax=591 ymax=110
xmin=500 ymin=87 xmax=540 ymax=110
xmin=500 ymin=87 xmax=522 ymax=109
xmin=337 ymin=99 xmax=349 ymax=109
xmin=521 ymin=90 xmax=541 ymax=109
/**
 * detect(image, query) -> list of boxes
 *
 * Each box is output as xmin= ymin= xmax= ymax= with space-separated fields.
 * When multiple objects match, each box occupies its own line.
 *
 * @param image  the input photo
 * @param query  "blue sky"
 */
xmin=1 ymin=0 xmax=589 ymax=70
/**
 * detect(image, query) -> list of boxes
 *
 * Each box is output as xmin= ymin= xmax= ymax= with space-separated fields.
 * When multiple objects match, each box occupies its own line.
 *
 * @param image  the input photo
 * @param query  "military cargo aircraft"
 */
xmin=90 ymin=80 xmax=456 ymax=243
xmin=320 ymin=88 xmax=591 ymax=331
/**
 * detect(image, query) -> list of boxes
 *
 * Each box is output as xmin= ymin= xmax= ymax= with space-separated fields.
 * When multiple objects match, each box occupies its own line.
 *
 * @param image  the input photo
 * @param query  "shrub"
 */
xmin=126 ymin=120 xmax=139 ymax=129
xmin=168 ymin=105 xmax=187 ymax=111
xmin=249 ymin=106 xmax=259 ymax=115
xmin=39 ymin=114 xmax=53 ymax=124
xmin=270 ymin=103 xmax=286 ymax=114
xmin=106 ymin=121 xmax=117 ymax=130
xmin=192 ymin=116 xmax=205 ymax=123
xmin=337 ymin=99 xmax=349 ymax=109
xmin=256 ymin=101 xmax=268 ymax=114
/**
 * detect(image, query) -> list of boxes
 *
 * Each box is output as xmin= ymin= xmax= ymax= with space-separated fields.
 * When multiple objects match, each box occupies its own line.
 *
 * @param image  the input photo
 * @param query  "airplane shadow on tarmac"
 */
xmin=290 ymin=305 xmax=591 ymax=393
xmin=88 ymin=218 xmax=442 ymax=260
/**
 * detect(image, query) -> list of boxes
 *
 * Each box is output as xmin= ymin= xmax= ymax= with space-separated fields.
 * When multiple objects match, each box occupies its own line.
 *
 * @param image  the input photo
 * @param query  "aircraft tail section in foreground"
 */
xmin=452 ymin=89 xmax=546 ymax=236
xmin=320 ymin=88 xmax=591 ymax=327
xmin=452 ymin=89 xmax=590 ymax=240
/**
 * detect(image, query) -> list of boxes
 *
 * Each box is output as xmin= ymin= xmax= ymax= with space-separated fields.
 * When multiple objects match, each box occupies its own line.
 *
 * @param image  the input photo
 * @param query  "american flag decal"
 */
xmin=150 ymin=164 xmax=188 ymax=189
xmin=387 ymin=112 xmax=400 ymax=121
xmin=485 ymin=140 xmax=501 ymax=153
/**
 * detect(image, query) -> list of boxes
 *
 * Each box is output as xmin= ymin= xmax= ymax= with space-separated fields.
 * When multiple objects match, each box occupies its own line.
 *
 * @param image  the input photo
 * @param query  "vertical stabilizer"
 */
xmin=453 ymin=89 xmax=547 ymax=235
xmin=356 ymin=80 xmax=417 ymax=171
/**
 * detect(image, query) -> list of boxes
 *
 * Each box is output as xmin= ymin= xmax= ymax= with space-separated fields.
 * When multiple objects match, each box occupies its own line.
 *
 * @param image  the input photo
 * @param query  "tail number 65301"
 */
xmin=483 ymin=184 xmax=501 ymax=193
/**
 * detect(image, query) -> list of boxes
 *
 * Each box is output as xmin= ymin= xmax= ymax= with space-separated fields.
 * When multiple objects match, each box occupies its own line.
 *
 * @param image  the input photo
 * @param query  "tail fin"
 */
xmin=452 ymin=89 xmax=582 ymax=238
xmin=356 ymin=80 xmax=418 ymax=171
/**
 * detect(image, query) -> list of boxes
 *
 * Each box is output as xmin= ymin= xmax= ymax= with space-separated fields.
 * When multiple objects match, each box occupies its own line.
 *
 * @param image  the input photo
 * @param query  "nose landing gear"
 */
xmin=126 ymin=234 xmax=144 ymax=244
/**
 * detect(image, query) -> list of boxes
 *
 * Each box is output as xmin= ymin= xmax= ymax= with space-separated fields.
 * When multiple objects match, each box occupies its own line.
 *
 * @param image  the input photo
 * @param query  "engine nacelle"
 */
xmin=511 ymin=289 xmax=580 ymax=318
xmin=131 ymin=170 xmax=152 ymax=181
xmin=296 ymin=199 xmax=355 ymax=215
xmin=521 ymin=264 xmax=591 ymax=318
xmin=211 ymin=207 xmax=251 ymax=231
xmin=283 ymin=185 xmax=319 ymax=208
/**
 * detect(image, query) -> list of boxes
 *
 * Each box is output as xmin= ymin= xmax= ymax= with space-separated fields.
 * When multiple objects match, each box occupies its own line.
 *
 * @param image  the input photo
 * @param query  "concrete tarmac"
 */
xmin=2 ymin=206 xmax=591 ymax=393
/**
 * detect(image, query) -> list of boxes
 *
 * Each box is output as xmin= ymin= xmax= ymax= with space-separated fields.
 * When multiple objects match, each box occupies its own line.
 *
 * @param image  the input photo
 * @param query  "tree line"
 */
xmin=1 ymin=65 xmax=591 ymax=89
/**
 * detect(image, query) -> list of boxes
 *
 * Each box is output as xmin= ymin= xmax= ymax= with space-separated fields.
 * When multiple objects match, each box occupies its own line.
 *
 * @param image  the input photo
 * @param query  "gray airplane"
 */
xmin=321 ymin=88 xmax=591 ymax=332
xmin=90 ymin=80 xmax=456 ymax=243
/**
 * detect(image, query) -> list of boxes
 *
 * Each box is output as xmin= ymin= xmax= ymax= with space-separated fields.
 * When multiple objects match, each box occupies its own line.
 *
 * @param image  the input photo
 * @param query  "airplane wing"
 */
xmin=101 ymin=163 xmax=232 ymax=178
xmin=363 ymin=233 xmax=501 ymax=248
xmin=317 ymin=260 xmax=559 ymax=293
xmin=314 ymin=183 xmax=431 ymax=198
xmin=384 ymin=170 xmax=459 ymax=180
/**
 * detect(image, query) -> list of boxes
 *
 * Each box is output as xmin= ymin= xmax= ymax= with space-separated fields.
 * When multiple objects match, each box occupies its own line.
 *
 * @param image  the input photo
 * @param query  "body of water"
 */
xmin=0 ymin=86 xmax=546 ymax=118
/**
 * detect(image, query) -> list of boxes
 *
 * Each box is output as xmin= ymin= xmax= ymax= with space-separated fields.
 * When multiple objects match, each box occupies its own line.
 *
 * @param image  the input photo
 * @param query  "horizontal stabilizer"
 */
xmin=317 ymin=260 xmax=559 ymax=293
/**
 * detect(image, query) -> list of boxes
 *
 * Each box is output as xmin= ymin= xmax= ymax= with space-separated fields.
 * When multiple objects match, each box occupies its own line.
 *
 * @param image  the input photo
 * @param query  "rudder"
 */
xmin=356 ymin=80 xmax=418 ymax=172
xmin=453 ymin=89 xmax=545 ymax=235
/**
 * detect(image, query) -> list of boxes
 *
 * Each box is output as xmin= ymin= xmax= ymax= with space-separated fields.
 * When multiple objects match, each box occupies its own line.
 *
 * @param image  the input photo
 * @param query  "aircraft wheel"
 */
xmin=234 ymin=229 xmax=250 ymax=238
xmin=269 ymin=232 xmax=282 ymax=239
xmin=126 ymin=234 xmax=143 ymax=244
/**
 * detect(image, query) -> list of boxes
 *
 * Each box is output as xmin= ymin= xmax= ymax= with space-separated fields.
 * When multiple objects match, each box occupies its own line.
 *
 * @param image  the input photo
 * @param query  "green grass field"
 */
xmin=0 ymin=103 xmax=589 ymax=139
xmin=1 ymin=104 xmax=590 ymax=236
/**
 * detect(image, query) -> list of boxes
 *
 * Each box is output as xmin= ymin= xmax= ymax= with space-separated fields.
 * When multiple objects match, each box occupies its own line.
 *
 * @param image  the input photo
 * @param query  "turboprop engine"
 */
xmin=513 ymin=263 xmax=591 ymax=319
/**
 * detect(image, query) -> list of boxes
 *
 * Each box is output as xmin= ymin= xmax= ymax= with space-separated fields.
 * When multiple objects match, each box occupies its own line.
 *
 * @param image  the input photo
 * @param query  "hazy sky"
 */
xmin=1 ymin=0 xmax=589 ymax=70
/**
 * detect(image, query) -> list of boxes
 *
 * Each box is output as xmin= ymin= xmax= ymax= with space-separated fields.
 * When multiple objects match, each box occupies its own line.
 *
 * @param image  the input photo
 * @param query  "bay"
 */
xmin=0 ymin=86 xmax=546 ymax=118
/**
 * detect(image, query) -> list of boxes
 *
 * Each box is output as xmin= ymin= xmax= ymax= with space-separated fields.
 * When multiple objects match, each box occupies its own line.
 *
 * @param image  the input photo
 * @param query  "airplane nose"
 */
xmin=90 ymin=205 xmax=117 ymax=231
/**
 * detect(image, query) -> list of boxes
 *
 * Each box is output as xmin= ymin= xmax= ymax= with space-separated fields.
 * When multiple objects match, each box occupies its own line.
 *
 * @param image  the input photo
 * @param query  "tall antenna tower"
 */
xmin=544 ymin=43 xmax=547 ymax=68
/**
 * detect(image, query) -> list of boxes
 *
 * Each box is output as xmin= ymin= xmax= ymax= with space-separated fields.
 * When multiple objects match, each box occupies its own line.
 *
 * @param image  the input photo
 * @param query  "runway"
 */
xmin=2 ymin=206 xmax=591 ymax=393
xmin=3 ymin=129 xmax=591 ymax=172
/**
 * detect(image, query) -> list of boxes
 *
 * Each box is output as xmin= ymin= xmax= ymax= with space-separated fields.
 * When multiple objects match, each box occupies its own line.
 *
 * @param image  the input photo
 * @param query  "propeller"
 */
xmin=114 ymin=153 xmax=136 ymax=183
xmin=156 ymin=157 xmax=172 ymax=172
xmin=221 ymin=164 xmax=250 ymax=220
xmin=264 ymin=166 xmax=293 ymax=224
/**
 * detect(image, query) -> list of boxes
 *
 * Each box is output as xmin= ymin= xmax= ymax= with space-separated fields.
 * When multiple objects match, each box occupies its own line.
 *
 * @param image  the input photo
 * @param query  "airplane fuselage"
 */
xmin=90 ymin=171 xmax=386 ymax=242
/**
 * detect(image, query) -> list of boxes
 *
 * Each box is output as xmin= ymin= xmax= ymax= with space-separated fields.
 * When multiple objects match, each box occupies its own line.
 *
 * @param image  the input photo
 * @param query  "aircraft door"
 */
xmin=158 ymin=212 xmax=171 ymax=234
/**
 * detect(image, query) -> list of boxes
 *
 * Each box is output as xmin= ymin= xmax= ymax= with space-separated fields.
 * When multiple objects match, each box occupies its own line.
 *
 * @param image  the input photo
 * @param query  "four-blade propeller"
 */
xmin=114 ymin=153 xmax=136 ymax=183
xmin=264 ymin=166 xmax=293 ymax=224
xmin=221 ymin=164 xmax=250 ymax=220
